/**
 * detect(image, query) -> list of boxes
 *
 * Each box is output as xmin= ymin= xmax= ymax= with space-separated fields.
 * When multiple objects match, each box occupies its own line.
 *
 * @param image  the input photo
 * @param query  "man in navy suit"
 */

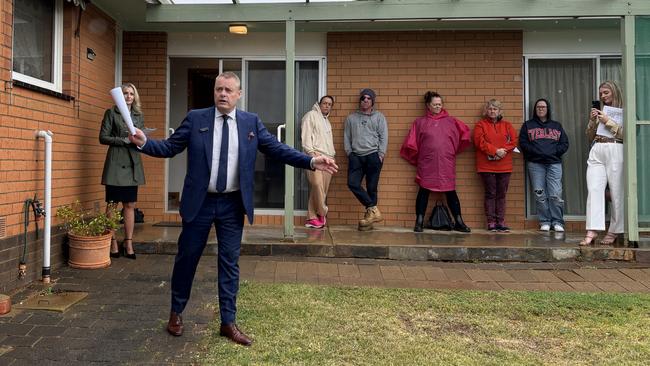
xmin=129 ymin=72 xmax=338 ymax=346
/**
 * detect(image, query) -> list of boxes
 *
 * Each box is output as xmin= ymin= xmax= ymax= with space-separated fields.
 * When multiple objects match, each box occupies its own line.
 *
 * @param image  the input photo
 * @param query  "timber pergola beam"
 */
xmin=147 ymin=0 xmax=650 ymax=23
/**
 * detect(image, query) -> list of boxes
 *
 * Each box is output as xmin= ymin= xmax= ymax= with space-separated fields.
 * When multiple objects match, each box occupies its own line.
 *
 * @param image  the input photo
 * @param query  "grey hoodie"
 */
xmin=343 ymin=109 xmax=388 ymax=157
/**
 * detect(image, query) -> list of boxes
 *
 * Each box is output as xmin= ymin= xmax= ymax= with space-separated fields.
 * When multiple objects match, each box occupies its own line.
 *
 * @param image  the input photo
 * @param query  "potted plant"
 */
xmin=57 ymin=201 xmax=122 ymax=269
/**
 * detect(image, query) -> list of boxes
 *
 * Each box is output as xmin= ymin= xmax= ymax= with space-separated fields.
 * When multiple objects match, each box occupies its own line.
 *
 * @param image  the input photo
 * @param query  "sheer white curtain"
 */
xmin=13 ymin=0 xmax=53 ymax=82
xmin=635 ymin=17 xmax=650 ymax=224
xmin=601 ymin=58 xmax=623 ymax=88
xmin=527 ymin=59 xmax=595 ymax=217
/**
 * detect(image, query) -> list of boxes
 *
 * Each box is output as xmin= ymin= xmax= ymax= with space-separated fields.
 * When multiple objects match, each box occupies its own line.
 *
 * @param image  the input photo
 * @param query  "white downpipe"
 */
xmin=36 ymin=130 xmax=52 ymax=283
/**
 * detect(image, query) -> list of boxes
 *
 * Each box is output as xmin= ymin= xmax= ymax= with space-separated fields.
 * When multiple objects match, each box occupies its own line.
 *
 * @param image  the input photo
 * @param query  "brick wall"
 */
xmin=121 ymin=32 xmax=169 ymax=224
xmin=121 ymin=30 xmax=529 ymax=231
xmin=0 ymin=2 xmax=117 ymax=292
xmin=325 ymin=31 xmax=525 ymax=230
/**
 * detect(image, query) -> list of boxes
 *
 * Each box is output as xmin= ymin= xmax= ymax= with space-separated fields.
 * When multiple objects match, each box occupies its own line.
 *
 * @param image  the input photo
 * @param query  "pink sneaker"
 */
xmin=318 ymin=215 xmax=327 ymax=227
xmin=305 ymin=218 xmax=324 ymax=229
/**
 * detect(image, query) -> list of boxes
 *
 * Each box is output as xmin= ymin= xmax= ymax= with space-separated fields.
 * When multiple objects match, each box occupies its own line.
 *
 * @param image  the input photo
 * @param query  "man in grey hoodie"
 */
xmin=344 ymin=88 xmax=388 ymax=230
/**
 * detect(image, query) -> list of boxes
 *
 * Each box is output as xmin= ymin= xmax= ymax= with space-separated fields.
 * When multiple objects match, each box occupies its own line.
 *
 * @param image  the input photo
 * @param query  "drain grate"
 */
xmin=14 ymin=291 xmax=88 ymax=312
xmin=0 ymin=216 xmax=5 ymax=238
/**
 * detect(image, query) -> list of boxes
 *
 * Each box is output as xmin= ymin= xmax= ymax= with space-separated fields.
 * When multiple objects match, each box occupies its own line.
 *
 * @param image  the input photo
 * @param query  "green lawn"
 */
xmin=197 ymin=282 xmax=650 ymax=365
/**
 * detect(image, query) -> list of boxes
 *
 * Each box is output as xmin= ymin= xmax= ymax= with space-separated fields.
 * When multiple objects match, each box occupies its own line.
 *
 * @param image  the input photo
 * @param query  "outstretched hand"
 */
xmin=128 ymin=128 xmax=147 ymax=147
xmin=312 ymin=155 xmax=338 ymax=175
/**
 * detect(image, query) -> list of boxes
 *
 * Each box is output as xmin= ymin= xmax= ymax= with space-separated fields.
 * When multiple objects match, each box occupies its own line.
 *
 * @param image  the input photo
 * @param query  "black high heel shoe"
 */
xmin=122 ymin=238 xmax=136 ymax=260
xmin=110 ymin=237 xmax=121 ymax=258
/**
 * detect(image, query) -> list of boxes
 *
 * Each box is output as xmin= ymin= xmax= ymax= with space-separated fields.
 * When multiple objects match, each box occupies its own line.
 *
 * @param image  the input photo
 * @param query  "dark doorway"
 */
xmin=188 ymin=69 xmax=219 ymax=110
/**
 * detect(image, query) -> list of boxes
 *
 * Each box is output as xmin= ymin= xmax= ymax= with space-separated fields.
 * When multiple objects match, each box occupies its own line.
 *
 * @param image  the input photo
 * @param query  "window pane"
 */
xmin=600 ymin=58 xmax=622 ymax=86
xmin=636 ymin=16 xmax=650 ymax=225
xmin=13 ymin=0 xmax=54 ymax=82
xmin=294 ymin=61 xmax=319 ymax=210
xmin=247 ymin=61 xmax=287 ymax=209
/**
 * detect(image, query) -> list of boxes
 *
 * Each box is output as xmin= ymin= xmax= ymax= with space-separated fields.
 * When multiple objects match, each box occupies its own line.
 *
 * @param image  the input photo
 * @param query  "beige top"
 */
xmin=586 ymin=111 xmax=623 ymax=142
xmin=301 ymin=102 xmax=335 ymax=157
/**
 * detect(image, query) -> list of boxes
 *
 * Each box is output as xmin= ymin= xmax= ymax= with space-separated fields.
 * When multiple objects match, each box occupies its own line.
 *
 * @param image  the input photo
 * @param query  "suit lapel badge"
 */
xmin=248 ymin=131 xmax=255 ymax=140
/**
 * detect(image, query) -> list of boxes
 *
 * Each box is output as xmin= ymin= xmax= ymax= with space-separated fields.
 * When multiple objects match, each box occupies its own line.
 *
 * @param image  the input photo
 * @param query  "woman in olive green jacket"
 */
xmin=100 ymin=83 xmax=146 ymax=259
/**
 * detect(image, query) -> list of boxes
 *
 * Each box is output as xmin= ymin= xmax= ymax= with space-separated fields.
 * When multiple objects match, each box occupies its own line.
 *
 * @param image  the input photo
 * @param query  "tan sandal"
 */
xmin=580 ymin=231 xmax=598 ymax=246
xmin=600 ymin=232 xmax=618 ymax=246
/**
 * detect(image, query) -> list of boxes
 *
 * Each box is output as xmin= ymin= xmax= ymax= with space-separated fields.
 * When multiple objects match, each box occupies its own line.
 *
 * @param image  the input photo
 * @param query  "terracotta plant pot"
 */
xmin=67 ymin=231 xmax=112 ymax=269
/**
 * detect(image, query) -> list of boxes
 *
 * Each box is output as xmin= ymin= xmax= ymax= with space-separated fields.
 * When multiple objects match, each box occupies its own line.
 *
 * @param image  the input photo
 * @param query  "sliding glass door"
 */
xmin=166 ymin=57 xmax=321 ymax=212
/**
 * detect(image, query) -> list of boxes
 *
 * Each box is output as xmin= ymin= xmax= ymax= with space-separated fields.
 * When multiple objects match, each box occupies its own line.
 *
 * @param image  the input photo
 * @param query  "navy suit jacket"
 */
xmin=141 ymin=107 xmax=312 ymax=224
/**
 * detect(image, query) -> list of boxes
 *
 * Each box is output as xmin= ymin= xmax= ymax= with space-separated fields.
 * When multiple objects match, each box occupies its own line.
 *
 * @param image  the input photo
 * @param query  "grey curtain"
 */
xmin=601 ymin=58 xmax=623 ymax=88
xmin=527 ymin=59 xmax=595 ymax=216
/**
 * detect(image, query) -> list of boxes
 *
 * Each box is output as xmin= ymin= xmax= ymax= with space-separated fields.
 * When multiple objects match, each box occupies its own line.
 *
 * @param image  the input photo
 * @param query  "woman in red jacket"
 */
xmin=473 ymin=99 xmax=518 ymax=232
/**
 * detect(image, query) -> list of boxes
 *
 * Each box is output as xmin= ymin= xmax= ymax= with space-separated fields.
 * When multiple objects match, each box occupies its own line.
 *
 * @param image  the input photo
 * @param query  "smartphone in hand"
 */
xmin=591 ymin=100 xmax=601 ymax=110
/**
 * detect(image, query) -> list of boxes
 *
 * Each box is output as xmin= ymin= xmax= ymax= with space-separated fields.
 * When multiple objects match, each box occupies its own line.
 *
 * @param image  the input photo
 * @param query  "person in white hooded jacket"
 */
xmin=301 ymin=96 xmax=336 ymax=228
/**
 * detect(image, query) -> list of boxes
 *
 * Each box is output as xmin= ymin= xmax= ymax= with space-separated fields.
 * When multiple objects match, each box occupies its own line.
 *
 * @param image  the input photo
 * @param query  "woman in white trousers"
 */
xmin=581 ymin=80 xmax=624 ymax=246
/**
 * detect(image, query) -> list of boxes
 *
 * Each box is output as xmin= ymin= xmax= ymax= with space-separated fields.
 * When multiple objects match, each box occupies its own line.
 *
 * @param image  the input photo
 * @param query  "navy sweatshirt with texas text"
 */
xmin=519 ymin=117 xmax=569 ymax=164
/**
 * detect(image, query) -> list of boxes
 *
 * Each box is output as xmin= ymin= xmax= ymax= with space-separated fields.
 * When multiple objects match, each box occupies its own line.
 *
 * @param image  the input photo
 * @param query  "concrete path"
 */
xmin=0 ymin=254 xmax=649 ymax=365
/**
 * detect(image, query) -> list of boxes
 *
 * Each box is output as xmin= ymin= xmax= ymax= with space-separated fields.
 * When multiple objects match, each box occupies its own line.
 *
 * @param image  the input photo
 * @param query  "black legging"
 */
xmin=415 ymin=187 xmax=462 ymax=217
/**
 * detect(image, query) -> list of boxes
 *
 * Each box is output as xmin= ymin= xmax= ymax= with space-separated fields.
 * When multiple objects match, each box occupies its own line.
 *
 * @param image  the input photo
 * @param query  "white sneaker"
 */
xmin=539 ymin=224 xmax=550 ymax=232
xmin=553 ymin=224 xmax=565 ymax=232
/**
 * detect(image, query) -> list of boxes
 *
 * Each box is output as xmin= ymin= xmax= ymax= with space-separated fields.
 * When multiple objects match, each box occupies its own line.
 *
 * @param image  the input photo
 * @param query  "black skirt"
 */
xmin=105 ymin=185 xmax=138 ymax=203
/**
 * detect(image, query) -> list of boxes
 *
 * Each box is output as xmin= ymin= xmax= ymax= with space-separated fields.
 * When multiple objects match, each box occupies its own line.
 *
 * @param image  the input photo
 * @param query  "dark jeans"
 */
xmin=171 ymin=191 xmax=245 ymax=325
xmin=347 ymin=152 xmax=383 ymax=208
xmin=415 ymin=187 xmax=462 ymax=217
xmin=479 ymin=172 xmax=511 ymax=226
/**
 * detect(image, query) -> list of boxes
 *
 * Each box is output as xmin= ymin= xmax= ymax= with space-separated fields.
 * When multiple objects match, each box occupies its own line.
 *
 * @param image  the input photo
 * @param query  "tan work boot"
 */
xmin=359 ymin=206 xmax=383 ymax=227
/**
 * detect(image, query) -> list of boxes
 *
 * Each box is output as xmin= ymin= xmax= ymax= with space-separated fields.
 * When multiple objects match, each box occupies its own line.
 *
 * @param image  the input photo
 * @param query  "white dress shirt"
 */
xmin=208 ymin=109 xmax=240 ymax=193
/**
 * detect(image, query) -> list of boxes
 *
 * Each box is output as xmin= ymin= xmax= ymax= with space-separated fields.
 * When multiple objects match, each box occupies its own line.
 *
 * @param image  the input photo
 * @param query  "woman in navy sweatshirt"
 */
xmin=519 ymin=99 xmax=569 ymax=232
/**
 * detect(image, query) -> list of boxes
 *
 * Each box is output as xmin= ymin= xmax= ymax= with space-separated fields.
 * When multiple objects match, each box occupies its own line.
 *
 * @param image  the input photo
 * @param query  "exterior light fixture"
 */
xmin=86 ymin=47 xmax=96 ymax=61
xmin=229 ymin=24 xmax=247 ymax=35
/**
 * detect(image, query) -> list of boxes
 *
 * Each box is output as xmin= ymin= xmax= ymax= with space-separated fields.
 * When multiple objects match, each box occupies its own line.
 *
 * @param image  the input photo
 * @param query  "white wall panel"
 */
xmin=168 ymin=32 xmax=326 ymax=56
xmin=524 ymin=29 xmax=620 ymax=55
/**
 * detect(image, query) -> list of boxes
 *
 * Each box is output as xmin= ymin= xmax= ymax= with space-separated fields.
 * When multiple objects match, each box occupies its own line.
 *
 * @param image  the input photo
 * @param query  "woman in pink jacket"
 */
xmin=400 ymin=91 xmax=472 ymax=232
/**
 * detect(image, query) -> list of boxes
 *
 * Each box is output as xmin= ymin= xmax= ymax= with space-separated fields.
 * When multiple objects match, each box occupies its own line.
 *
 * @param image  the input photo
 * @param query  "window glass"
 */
xmin=635 ymin=16 xmax=650 ymax=224
xmin=600 ymin=58 xmax=622 ymax=86
xmin=13 ymin=0 xmax=54 ymax=82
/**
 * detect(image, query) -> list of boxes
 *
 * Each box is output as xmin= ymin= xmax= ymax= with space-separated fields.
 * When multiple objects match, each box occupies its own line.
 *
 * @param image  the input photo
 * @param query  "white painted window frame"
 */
xmin=12 ymin=0 xmax=64 ymax=93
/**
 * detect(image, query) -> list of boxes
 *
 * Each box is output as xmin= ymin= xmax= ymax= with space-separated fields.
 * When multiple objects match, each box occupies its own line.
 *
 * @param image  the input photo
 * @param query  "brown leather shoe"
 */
xmin=220 ymin=323 xmax=252 ymax=346
xmin=167 ymin=312 xmax=183 ymax=336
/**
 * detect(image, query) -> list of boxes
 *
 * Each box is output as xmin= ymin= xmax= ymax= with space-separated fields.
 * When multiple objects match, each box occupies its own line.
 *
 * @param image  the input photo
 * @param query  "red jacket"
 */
xmin=473 ymin=118 xmax=518 ymax=173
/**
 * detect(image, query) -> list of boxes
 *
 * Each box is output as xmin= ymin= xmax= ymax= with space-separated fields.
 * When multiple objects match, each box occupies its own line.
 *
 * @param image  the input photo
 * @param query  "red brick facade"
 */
xmin=0 ymin=2 xmax=117 ymax=290
xmin=324 ymin=31 xmax=525 ymax=229
xmin=1 ymin=8 xmax=589 ymax=292
xmin=121 ymin=32 xmax=169 ymax=224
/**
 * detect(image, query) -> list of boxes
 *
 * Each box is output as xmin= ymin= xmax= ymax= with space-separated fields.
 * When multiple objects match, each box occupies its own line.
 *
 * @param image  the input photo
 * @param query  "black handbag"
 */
xmin=120 ymin=208 xmax=145 ymax=223
xmin=427 ymin=201 xmax=453 ymax=231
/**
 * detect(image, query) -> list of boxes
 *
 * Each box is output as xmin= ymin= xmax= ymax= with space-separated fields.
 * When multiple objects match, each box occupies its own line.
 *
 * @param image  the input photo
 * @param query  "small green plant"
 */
xmin=56 ymin=201 xmax=122 ymax=236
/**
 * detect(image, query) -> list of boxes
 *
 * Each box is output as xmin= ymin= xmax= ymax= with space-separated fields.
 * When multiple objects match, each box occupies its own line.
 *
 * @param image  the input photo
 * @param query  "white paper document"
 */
xmin=110 ymin=87 xmax=136 ymax=135
xmin=596 ymin=105 xmax=623 ymax=138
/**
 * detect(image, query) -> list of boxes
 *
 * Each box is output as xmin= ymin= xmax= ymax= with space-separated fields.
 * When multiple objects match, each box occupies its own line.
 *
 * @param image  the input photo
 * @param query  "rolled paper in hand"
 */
xmin=110 ymin=87 xmax=136 ymax=135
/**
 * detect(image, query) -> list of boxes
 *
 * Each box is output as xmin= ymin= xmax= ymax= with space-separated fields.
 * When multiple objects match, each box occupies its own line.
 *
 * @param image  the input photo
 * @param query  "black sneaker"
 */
xmin=496 ymin=225 xmax=510 ymax=233
xmin=487 ymin=224 xmax=498 ymax=232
